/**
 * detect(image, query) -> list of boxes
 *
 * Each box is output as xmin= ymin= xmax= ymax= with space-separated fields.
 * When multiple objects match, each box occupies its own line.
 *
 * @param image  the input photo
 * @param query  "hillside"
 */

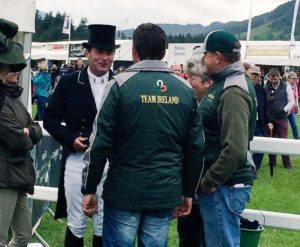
xmin=122 ymin=0 xmax=299 ymax=41
xmin=34 ymin=0 xmax=299 ymax=42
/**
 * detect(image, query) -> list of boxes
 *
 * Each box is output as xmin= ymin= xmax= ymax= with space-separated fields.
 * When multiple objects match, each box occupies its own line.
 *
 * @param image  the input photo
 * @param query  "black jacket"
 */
xmin=43 ymin=66 xmax=113 ymax=219
xmin=265 ymin=81 xmax=288 ymax=121
xmin=254 ymin=83 xmax=269 ymax=130
xmin=0 ymin=82 xmax=42 ymax=194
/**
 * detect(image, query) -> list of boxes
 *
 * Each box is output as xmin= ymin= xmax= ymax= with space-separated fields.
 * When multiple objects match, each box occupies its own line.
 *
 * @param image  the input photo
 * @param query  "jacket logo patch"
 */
xmin=153 ymin=80 xmax=167 ymax=94
xmin=141 ymin=95 xmax=179 ymax=104
xmin=207 ymin=93 xmax=214 ymax=102
xmin=141 ymin=79 xmax=179 ymax=104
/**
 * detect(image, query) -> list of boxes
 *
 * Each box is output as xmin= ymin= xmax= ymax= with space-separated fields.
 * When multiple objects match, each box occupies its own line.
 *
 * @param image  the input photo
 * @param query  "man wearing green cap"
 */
xmin=196 ymin=30 xmax=257 ymax=246
xmin=0 ymin=18 xmax=42 ymax=247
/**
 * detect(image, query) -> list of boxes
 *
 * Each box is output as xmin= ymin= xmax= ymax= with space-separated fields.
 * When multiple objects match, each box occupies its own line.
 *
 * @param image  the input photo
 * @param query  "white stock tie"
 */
xmin=94 ymin=78 xmax=103 ymax=112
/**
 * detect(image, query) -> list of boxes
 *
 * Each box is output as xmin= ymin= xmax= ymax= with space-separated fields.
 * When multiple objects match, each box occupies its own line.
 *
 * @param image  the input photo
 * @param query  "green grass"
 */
xmin=31 ymin=104 xmax=300 ymax=246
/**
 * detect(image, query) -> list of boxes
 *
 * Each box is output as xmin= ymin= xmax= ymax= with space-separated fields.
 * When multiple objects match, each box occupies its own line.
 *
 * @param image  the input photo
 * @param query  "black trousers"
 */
xmin=177 ymin=204 xmax=206 ymax=247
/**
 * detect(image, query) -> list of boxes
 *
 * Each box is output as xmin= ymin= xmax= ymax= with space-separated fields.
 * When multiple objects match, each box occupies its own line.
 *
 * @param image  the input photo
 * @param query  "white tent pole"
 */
xmin=67 ymin=31 xmax=71 ymax=64
xmin=246 ymin=0 xmax=253 ymax=47
xmin=290 ymin=0 xmax=300 ymax=60
xmin=290 ymin=0 xmax=300 ymax=45
xmin=245 ymin=0 xmax=253 ymax=61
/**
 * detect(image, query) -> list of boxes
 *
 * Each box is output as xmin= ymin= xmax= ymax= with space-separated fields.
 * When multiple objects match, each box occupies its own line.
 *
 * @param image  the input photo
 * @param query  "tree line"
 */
xmin=33 ymin=10 xmax=205 ymax=43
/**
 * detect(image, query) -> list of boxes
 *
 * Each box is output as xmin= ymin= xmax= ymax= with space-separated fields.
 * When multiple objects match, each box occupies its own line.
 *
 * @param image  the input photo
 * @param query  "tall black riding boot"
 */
xmin=64 ymin=227 xmax=84 ymax=247
xmin=92 ymin=235 xmax=103 ymax=247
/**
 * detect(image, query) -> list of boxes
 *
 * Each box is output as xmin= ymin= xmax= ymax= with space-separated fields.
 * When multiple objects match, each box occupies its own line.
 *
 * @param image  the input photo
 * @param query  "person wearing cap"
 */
xmin=81 ymin=23 xmax=204 ymax=247
xmin=43 ymin=24 xmax=120 ymax=246
xmin=0 ymin=18 xmax=42 ymax=247
xmin=196 ymin=30 xmax=257 ymax=246
xmin=248 ymin=65 xmax=272 ymax=174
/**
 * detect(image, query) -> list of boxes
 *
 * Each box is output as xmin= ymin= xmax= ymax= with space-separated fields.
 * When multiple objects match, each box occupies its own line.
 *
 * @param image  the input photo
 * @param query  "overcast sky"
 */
xmin=36 ymin=0 xmax=290 ymax=29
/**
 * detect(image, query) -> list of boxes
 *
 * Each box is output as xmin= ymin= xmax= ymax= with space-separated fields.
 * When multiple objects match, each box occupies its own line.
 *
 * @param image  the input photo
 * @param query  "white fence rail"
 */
xmin=29 ymin=136 xmax=300 ymax=231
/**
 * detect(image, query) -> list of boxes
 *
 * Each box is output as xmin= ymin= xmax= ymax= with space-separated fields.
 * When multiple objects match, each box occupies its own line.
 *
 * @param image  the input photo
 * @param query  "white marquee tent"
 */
xmin=167 ymin=41 xmax=300 ymax=67
xmin=0 ymin=0 xmax=36 ymax=109
xmin=31 ymin=40 xmax=134 ymax=61
xmin=31 ymin=39 xmax=170 ymax=63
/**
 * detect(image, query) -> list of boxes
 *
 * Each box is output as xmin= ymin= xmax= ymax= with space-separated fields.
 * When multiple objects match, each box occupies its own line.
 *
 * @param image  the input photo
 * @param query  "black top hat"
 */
xmin=82 ymin=24 xmax=120 ymax=50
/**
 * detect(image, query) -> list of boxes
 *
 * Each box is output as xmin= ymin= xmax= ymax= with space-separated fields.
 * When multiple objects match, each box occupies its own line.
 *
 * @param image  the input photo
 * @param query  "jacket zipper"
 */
xmin=194 ymin=130 xmax=205 ymax=200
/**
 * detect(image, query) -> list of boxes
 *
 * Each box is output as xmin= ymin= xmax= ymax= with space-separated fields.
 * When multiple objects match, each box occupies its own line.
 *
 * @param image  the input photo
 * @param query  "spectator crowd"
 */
xmin=1 ymin=17 xmax=300 ymax=247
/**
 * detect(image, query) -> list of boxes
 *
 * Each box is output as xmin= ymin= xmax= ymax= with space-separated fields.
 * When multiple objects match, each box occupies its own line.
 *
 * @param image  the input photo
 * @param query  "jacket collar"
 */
xmin=0 ymin=81 xmax=23 ymax=98
xmin=126 ymin=60 xmax=171 ymax=72
xmin=209 ymin=61 xmax=244 ymax=81
xmin=77 ymin=66 xmax=113 ymax=84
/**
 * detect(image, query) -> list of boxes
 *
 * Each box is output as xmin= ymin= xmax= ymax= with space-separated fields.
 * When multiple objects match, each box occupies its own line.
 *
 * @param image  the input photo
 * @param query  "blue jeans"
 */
xmin=103 ymin=205 xmax=173 ymax=247
xmin=198 ymin=185 xmax=251 ymax=247
xmin=288 ymin=112 xmax=299 ymax=138
xmin=37 ymin=95 xmax=47 ymax=120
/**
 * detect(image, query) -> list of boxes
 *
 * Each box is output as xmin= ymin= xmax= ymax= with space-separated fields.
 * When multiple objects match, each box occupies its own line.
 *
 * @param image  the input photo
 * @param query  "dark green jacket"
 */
xmin=82 ymin=60 xmax=204 ymax=210
xmin=198 ymin=61 xmax=256 ymax=193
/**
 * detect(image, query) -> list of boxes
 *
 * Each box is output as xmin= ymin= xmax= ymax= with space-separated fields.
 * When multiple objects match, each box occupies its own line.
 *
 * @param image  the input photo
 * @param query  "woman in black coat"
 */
xmin=0 ymin=18 xmax=42 ymax=247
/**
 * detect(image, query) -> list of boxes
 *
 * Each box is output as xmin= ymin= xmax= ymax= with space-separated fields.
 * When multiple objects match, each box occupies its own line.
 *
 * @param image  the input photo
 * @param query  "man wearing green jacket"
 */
xmin=197 ymin=30 xmax=257 ymax=247
xmin=81 ymin=23 xmax=204 ymax=247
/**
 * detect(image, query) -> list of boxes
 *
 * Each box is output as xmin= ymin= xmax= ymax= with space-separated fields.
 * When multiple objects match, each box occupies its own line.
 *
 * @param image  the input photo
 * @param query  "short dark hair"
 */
xmin=221 ymin=41 xmax=241 ymax=63
xmin=269 ymin=68 xmax=280 ymax=77
xmin=133 ymin=23 xmax=167 ymax=60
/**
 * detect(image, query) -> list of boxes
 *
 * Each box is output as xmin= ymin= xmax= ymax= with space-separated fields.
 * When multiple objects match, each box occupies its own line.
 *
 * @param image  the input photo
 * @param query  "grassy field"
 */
xmin=31 ymin=160 xmax=300 ymax=247
xmin=30 ymin=104 xmax=300 ymax=246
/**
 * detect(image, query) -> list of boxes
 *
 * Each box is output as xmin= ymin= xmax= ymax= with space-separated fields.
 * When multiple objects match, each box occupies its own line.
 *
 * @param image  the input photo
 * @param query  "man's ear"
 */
xmin=215 ymin=52 xmax=222 ymax=64
xmin=132 ymin=44 xmax=139 ymax=63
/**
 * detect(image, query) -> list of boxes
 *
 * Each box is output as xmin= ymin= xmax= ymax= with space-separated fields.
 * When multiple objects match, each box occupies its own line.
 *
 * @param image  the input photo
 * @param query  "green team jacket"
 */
xmin=82 ymin=60 xmax=204 ymax=210
xmin=198 ymin=61 xmax=257 ymax=193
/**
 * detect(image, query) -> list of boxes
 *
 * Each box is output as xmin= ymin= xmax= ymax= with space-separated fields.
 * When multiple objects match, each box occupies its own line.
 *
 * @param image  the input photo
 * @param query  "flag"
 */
xmin=62 ymin=15 xmax=71 ymax=35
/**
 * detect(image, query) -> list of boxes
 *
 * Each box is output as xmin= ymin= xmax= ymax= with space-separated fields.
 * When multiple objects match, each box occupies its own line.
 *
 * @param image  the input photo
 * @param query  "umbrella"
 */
xmin=269 ymin=126 xmax=274 ymax=177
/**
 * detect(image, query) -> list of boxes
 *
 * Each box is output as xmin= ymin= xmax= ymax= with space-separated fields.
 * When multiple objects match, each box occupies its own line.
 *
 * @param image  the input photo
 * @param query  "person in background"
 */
xmin=171 ymin=63 xmax=182 ymax=76
xmin=0 ymin=18 xmax=42 ymax=247
xmin=247 ymin=65 xmax=272 ymax=174
xmin=75 ymin=58 xmax=84 ymax=71
xmin=176 ymin=55 xmax=213 ymax=247
xmin=198 ymin=30 xmax=256 ymax=246
xmin=44 ymin=24 xmax=119 ymax=247
xmin=243 ymin=62 xmax=251 ymax=73
xmin=81 ymin=23 xmax=204 ymax=247
xmin=184 ymin=57 xmax=213 ymax=102
xmin=49 ymin=63 xmax=59 ymax=89
xmin=33 ymin=62 xmax=51 ymax=120
xmin=67 ymin=63 xmax=74 ymax=74
xmin=265 ymin=68 xmax=294 ymax=169
xmin=60 ymin=64 xmax=69 ymax=76
xmin=286 ymin=72 xmax=299 ymax=139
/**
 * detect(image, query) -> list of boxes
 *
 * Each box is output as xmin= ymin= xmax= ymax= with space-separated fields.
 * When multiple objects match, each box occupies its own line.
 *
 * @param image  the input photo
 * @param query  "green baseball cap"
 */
xmin=0 ymin=18 xmax=26 ymax=72
xmin=201 ymin=30 xmax=241 ymax=54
